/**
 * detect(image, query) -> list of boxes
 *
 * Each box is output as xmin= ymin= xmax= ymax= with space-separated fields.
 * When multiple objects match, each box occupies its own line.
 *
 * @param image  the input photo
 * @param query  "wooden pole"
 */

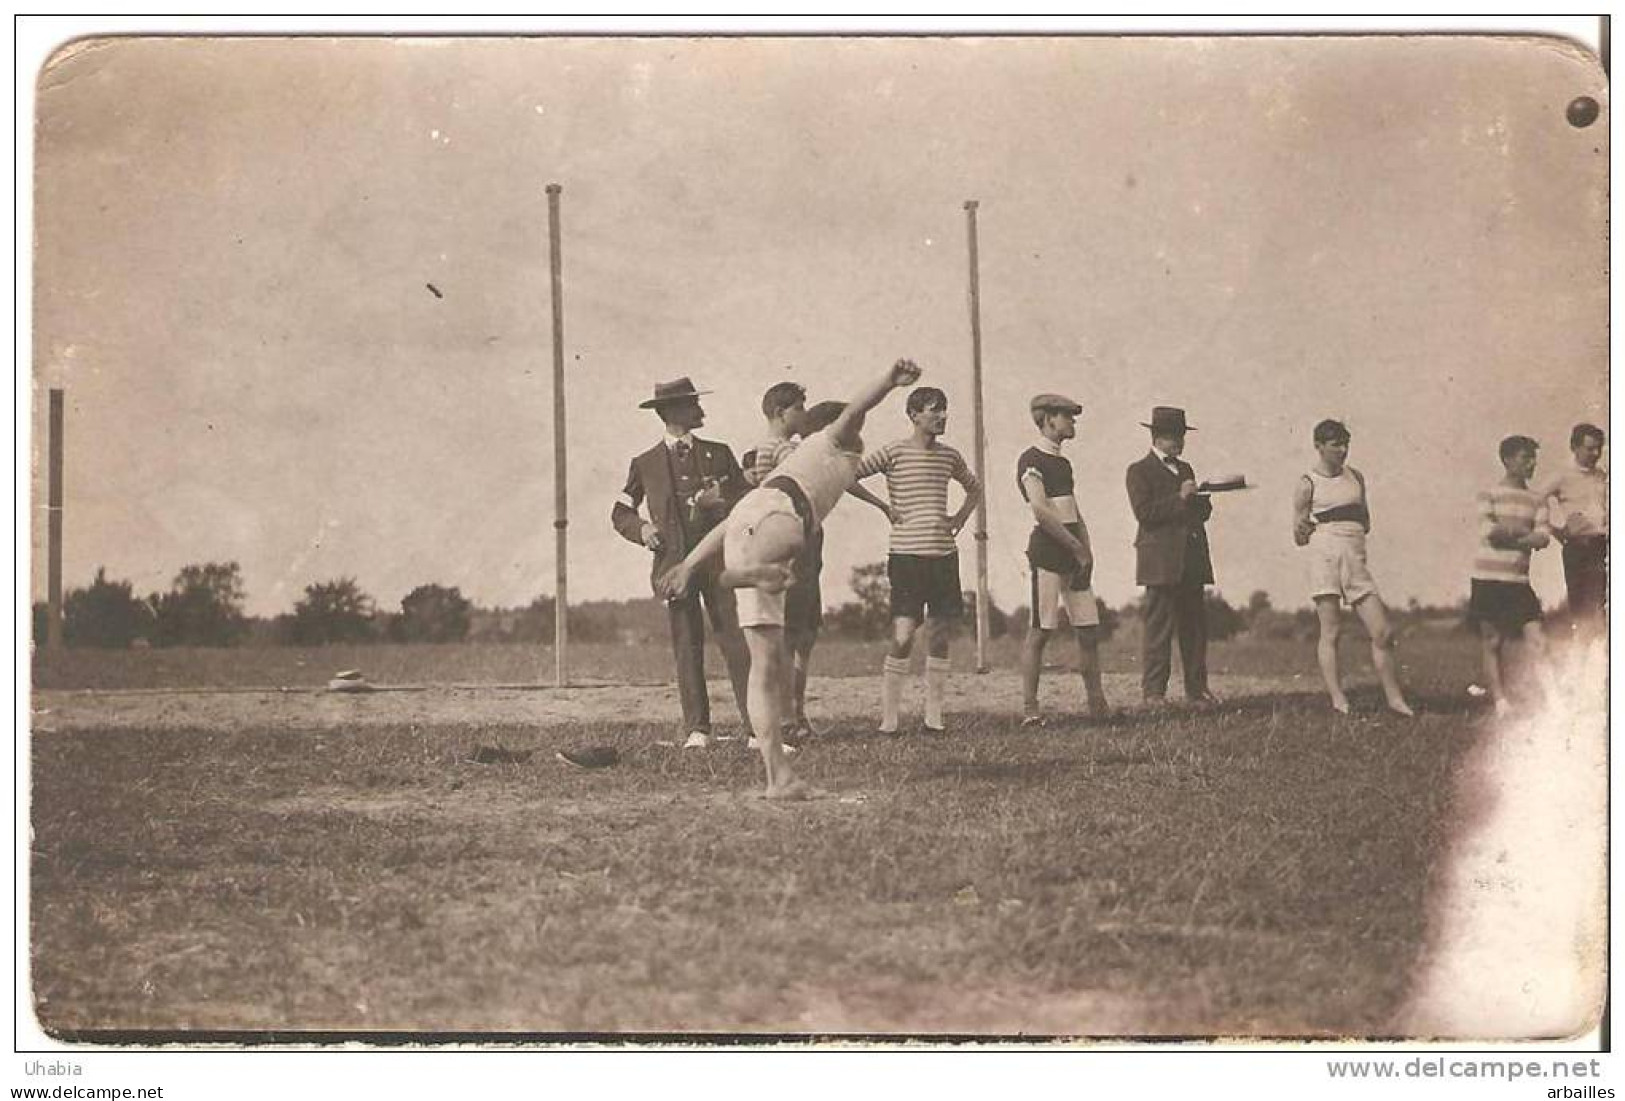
xmin=964 ymin=201 xmax=990 ymax=673
xmin=546 ymin=183 xmax=569 ymax=687
xmin=46 ymin=388 xmax=65 ymax=650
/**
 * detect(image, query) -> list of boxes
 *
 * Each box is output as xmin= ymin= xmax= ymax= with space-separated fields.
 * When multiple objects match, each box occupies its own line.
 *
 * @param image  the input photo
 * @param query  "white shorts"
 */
xmin=1029 ymin=566 xmax=1101 ymax=630
xmin=1307 ymin=533 xmax=1379 ymax=606
xmin=723 ymin=487 xmax=798 ymax=629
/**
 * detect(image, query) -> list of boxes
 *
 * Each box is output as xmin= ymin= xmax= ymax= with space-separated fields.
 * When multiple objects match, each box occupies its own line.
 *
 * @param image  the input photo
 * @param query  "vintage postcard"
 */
xmin=25 ymin=29 xmax=1608 ymax=1048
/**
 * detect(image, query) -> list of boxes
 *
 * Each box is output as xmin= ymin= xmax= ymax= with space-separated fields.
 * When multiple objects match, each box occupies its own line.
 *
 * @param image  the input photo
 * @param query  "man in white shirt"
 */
xmin=1542 ymin=422 xmax=1608 ymax=630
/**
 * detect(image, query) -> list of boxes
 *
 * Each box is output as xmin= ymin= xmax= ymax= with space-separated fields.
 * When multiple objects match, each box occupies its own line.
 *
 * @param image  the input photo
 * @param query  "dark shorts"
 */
xmin=784 ymin=526 xmax=824 ymax=634
xmin=1469 ymin=579 xmax=1543 ymax=634
xmin=888 ymin=553 xmax=964 ymax=621
xmin=785 ymin=568 xmax=824 ymax=633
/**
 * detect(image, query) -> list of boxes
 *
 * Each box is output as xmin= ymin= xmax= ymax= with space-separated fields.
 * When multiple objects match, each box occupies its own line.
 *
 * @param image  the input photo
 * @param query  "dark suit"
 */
xmin=1126 ymin=450 xmax=1215 ymax=700
xmin=612 ymin=437 xmax=752 ymax=735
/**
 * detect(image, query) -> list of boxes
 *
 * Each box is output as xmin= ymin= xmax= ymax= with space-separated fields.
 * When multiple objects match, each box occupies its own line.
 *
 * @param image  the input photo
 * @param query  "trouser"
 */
xmin=667 ymin=577 xmax=752 ymax=734
xmin=1563 ymin=535 xmax=1608 ymax=623
xmin=1141 ymin=583 xmax=1208 ymax=699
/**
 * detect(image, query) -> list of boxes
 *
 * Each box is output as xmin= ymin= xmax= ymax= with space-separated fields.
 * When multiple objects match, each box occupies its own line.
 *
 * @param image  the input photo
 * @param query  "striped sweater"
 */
xmin=857 ymin=437 xmax=980 ymax=557
xmin=1472 ymin=482 xmax=1549 ymax=583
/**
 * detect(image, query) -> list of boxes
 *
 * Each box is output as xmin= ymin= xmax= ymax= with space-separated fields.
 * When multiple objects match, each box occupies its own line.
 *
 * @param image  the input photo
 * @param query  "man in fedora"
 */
xmin=1125 ymin=406 xmax=1218 ymax=705
xmin=612 ymin=377 xmax=753 ymax=748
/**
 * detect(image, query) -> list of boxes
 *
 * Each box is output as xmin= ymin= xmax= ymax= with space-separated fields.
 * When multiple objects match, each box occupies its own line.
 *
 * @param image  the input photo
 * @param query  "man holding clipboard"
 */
xmin=1125 ymin=406 xmax=1224 ymax=706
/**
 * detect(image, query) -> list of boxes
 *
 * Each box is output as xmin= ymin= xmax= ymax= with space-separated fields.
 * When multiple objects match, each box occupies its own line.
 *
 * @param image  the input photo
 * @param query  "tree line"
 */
xmin=33 ymin=561 xmax=1467 ymax=650
xmin=33 ymin=563 xmax=493 ymax=649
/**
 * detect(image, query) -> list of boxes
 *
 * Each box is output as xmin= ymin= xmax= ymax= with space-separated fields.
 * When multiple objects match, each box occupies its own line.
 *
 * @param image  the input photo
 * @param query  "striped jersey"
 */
xmin=857 ymin=437 xmax=980 ymax=556
xmin=748 ymin=436 xmax=798 ymax=485
xmin=1472 ymin=482 xmax=1549 ymax=582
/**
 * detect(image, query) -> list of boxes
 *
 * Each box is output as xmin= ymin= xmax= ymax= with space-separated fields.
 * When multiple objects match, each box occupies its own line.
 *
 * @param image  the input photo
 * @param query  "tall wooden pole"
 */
xmin=46 ymin=389 xmax=65 ymax=651
xmin=964 ymin=201 xmax=991 ymax=673
xmin=546 ymin=184 xmax=569 ymax=687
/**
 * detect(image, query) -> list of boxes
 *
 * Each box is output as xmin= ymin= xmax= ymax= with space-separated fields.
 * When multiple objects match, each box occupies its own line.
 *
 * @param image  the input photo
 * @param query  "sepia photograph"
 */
xmin=20 ymin=18 xmax=1608 ymax=1060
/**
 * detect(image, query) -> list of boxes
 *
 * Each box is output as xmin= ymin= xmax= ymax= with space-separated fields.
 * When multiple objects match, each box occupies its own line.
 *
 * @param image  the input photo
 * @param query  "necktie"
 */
xmin=1163 ymin=458 xmax=1181 ymax=477
xmin=674 ymin=440 xmax=692 ymax=464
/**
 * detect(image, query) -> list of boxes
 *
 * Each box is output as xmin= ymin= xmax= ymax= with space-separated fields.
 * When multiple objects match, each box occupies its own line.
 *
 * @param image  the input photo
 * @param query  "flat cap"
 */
xmin=1030 ymin=393 xmax=1083 ymax=415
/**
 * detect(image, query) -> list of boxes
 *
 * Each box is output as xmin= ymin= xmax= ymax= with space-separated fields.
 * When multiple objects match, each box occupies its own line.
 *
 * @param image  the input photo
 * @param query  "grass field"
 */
xmin=28 ymin=632 xmax=1582 ymax=1038
xmin=29 ymin=627 xmax=1482 ymax=692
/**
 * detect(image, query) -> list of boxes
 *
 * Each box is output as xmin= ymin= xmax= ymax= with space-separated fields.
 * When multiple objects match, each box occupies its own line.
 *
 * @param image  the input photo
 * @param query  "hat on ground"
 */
xmin=1030 ymin=393 xmax=1084 ymax=415
xmin=1141 ymin=406 xmax=1197 ymax=434
xmin=557 ymin=746 xmax=621 ymax=769
xmin=639 ymin=377 xmax=711 ymax=409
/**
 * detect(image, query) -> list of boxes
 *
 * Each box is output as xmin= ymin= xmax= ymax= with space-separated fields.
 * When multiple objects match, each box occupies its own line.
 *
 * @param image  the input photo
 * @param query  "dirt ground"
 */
xmin=31 ymin=669 xmax=1311 ymax=734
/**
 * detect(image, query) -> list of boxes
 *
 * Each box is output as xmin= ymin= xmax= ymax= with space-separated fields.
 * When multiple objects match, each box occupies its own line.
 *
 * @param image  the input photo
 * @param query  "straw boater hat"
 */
xmin=1141 ymin=406 xmax=1196 ymax=434
xmin=639 ymin=377 xmax=711 ymax=409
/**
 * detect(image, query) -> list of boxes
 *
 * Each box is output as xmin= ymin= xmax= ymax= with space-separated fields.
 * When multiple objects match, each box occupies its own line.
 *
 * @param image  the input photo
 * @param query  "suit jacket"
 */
xmin=611 ymin=437 xmax=748 ymax=593
xmin=1126 ymin=451 xmax=1214 ymax=587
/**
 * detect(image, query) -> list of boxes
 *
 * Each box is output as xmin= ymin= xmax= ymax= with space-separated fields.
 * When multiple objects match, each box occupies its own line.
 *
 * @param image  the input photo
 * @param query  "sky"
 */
xmin=28 ymin=30 xmax=1608 ymax=618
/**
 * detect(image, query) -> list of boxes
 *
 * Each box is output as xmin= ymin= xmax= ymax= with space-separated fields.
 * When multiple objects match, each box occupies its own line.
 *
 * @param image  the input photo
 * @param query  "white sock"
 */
xmin=881 ymin=655 xmax=908 ymax=731
xmin=924 ymin=656 xmax=951 ymax=729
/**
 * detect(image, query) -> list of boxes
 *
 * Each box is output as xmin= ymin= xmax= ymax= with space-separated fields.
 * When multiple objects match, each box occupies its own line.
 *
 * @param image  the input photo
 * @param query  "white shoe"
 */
xmin=746 ymin=737 xmax=797 ymax=755
xmin=682 ymin=731 xmax=713 ymax=749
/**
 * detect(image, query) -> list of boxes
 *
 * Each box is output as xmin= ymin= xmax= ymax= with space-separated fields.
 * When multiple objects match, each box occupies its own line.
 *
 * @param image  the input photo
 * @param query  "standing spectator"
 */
xmin=1470 ymin=435 xmax=1556 ymax=717
xmin=1124 ymin=406 xmax=1218 ymax=705
xmin=1541 ymin=423 xmax=1608 ymax=631
xmin=1291 ymin=419 xmax=1414 ymax=716
xmin=611 ymin=377 xmax=753 ymax=749
xmin=1017 ymin=393 xmax=1110 ymax=726
xmin=856 ymin=387 xmax=983 ymax=734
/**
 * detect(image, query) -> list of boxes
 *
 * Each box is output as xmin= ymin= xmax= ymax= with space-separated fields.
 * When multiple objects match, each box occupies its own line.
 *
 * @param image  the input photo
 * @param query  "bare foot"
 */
xmin=1386 ymin=700 xmax=1416 ymax=718
xmin=762 ymin=777 xmax=829 ymax=801
xmin=1331 ymin=697 xmax=1352 ymax=715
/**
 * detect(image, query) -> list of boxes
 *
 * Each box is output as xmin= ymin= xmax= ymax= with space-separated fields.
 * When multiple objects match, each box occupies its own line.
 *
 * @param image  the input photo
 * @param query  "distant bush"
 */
xmin=960 ymin=592 xmax=1014 ymax=639
xmin=392 ymin=584 xmax=473 ymax=644
xmin=150 ymin=562 xmax=249 ymax=647
xmin=1205 ymin=592 xmax=1245 ymax=641
xmin=1246 ymin=609 xmax=1316 ymax=642
xmin=64 ymin=568 xmax=157 ymax=648
xmin=502 ymin=594 xmax=622 ymax=645
xmin=289 ymin=577 xmax=376 ymax=645
xmin=824 ymin=561 xmax=891 ymax=639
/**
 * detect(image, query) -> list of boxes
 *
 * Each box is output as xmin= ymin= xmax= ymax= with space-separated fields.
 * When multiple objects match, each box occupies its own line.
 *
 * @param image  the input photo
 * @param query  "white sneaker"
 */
xmin=746 ymin=737 xmax=798 ymax=755
xmin=682 ymin=731 xmax=713 ymax=749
